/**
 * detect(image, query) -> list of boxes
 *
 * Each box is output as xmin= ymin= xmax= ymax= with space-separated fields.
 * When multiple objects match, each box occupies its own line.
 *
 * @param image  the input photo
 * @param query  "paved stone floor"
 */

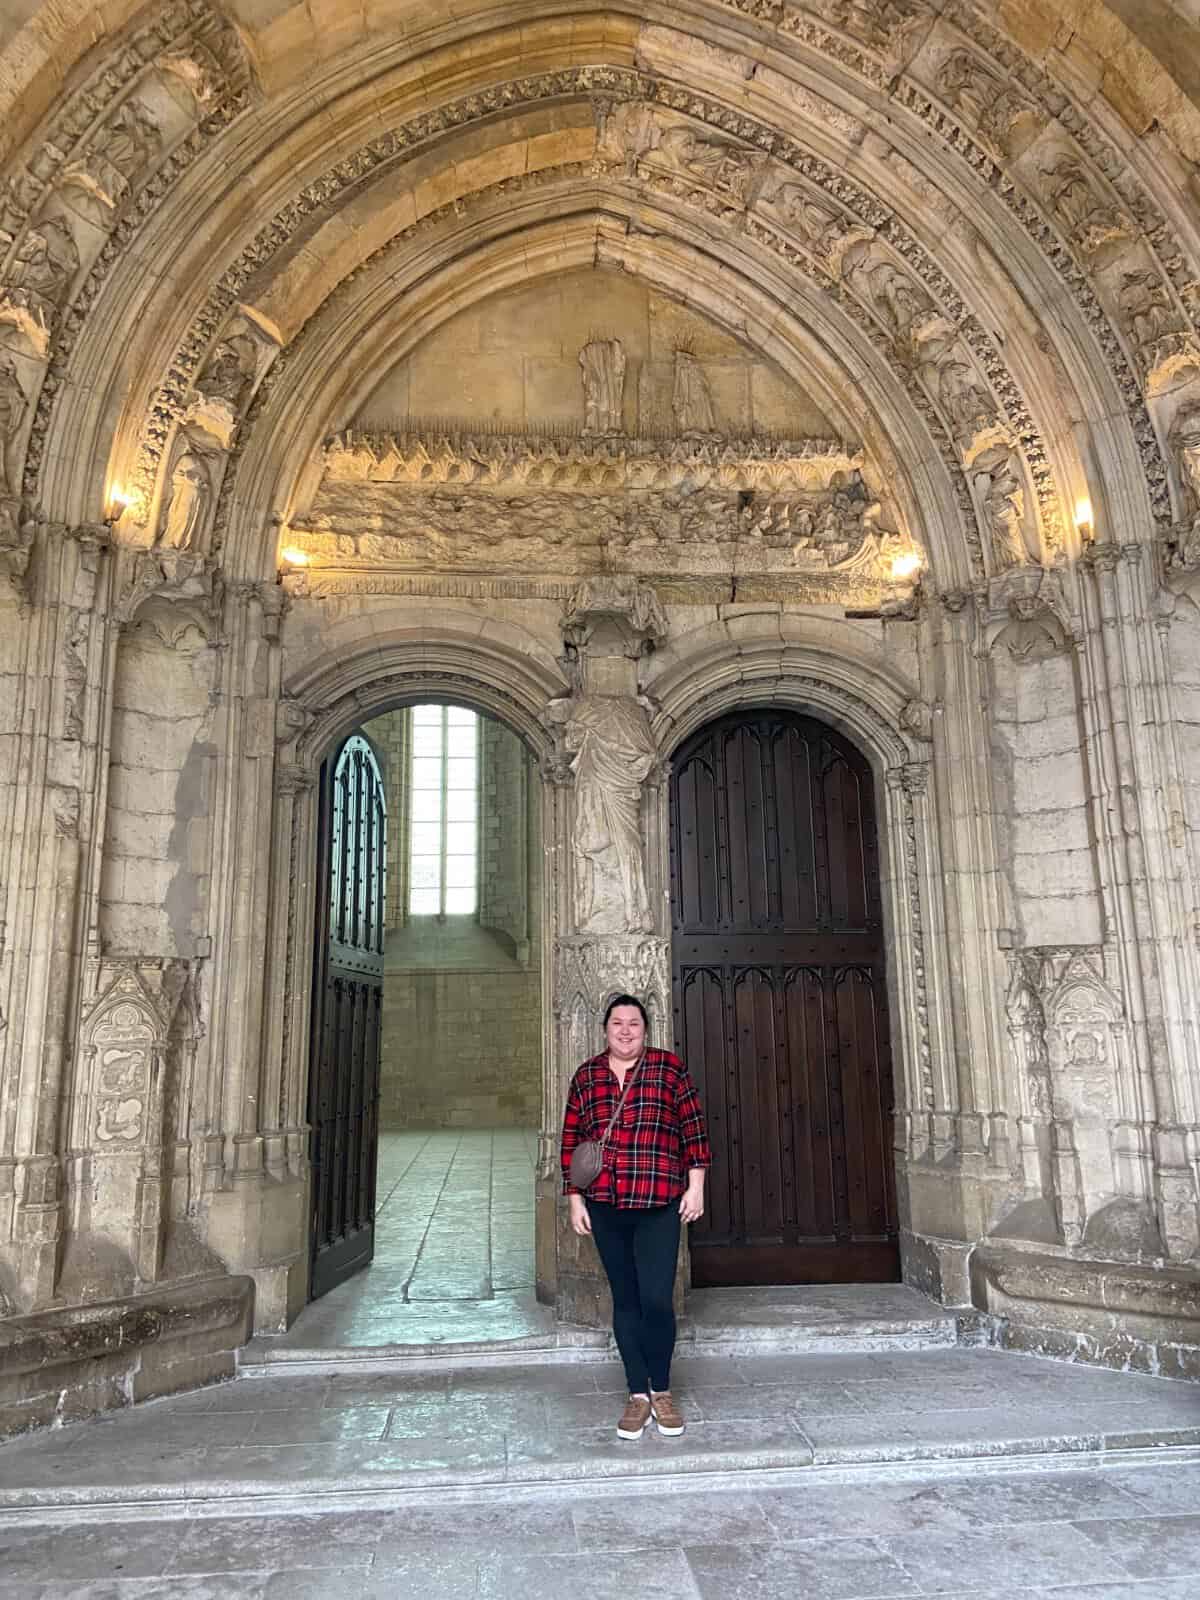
xmin=1 ymin=1410 xmax=1200 ymax=1595
xmin=270 ymin=1129 xmax=552 ymax=1350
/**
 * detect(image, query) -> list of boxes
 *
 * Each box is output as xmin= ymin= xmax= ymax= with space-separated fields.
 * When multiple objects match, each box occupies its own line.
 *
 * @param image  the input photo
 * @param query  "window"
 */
xmin=408 ymin=704 xmax=478 ymax=915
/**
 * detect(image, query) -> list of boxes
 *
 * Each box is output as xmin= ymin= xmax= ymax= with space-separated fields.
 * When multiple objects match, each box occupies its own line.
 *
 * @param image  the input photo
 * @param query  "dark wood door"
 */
xmin=308 ymin=733 xmax=386 ymax=1299
xmin=670 ymin=709 xmax=898 ymax=1286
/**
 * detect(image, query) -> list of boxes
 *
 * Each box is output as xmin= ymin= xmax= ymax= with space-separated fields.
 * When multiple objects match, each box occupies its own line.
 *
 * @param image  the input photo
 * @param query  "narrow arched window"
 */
xmin=407 ymin=704 xmax=479 ymax=916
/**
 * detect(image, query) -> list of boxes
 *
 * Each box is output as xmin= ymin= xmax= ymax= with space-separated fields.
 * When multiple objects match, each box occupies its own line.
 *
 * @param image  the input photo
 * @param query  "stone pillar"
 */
xmin=1076 ymin=542 xmax=1200 ymax=1259
xmin=197 ymin=581 xmax=308 ymax=1329
xmin=542 ymin=578 xmax=672 ymax=1326
xmin=0 ymin=519 xmax=113 ymax=1310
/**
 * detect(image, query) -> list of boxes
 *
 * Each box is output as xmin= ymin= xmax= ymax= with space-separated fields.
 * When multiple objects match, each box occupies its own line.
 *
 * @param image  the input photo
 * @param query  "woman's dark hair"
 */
xmin=603 ymin=993 xmax=648 ymax=1028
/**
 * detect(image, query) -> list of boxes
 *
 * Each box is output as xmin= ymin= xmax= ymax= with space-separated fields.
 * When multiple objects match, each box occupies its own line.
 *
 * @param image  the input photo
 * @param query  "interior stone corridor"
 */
xmin=273 ymin=1131 xmax=549 ymax=1351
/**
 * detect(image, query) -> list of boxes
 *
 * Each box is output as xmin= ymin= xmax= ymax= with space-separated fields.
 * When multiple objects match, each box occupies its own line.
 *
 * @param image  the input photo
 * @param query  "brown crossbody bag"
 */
xmin=568 ymin=1054 xmax=643 ymax=1190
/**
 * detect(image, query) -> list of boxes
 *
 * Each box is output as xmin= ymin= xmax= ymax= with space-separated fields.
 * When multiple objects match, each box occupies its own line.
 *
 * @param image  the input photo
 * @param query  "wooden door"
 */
xmin=670 ymin=709 xmax=898 ymax=1286
xmin=308 ymin=733 xmax=387 ymax=1299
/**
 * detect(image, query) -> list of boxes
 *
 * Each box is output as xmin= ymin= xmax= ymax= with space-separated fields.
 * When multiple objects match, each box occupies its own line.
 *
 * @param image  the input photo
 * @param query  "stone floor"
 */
xmin=269 ymin=1129 xmax=553 ymax=1351
xmin=0 ymin=1347 xmax=1199 ymax=1596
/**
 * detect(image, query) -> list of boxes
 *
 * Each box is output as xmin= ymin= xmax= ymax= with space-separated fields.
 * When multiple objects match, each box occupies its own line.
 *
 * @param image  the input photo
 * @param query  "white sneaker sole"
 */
xmin=652 ymin=1415 xmax=685 ymax=1436
xmin=616 ymin=1422 xmax=647 ymax=1440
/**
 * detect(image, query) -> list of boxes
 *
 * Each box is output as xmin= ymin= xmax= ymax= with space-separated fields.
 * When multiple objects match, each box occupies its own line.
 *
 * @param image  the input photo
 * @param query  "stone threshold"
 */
xmin=241 ymin=1284 xmax=959 ymax=1371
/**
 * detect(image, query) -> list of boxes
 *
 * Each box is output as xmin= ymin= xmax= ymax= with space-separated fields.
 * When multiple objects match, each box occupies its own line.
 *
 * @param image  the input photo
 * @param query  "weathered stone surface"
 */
xmin=0 ymin=1275 xmax=254 ymax=1439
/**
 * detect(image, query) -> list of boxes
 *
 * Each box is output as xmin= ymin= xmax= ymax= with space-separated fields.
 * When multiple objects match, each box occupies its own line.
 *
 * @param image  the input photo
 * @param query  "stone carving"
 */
xmin=550 ymin=694 xmax=657 ymax=935
xmin=60 ymin=100 xmax=161 ymax=218
xmin=768 ymin=187 xmax=874 ymax=277
xmin=975 ymin=449 xmax=1031 ymax=571
xmin=0 ymin=357 xmax=26 ymax=496
xmin=672 ymin=351 xmax=717 ymax=433
xmin=0 ymin=216 xmax=78 ymax=352
xmin=194 ymin=335 xmax=257 ymax=409
xmin=845 ymin=247 xmax=939 ymax=352
xmin=1116 ymin=271 xmax=1199 ymax=392
xmin=658 ymin=124 xmax=760 ymax=201
xmin=158 ymin=44 xmax=220 ymax=108
xmin=579 ymin=340 xmax=626 ymax=433
xmin=807 ymin=0 xmax=929 ymax=52
xmin=0 ymin=498 xmax=36 ymax=593
xmin=935 ymin=49 xmax=1042 ymax=158
xmin=935 ymin=352 xmax=1000 ymax=450
xmin=323 ymin=429 xmax=861 ymax=495
xmin=1169 ymin=404 xmax=1200 ymax=560
xmin=1039 ymin=155 xmax=1131 ymax=260
xmin=157 ymin=449 xmax=213 ymax=552
xmin=563 ymin=576 xmax=668 ymax=643
xmin=900 ymin=697 xmax=934 ymax=742
xmin=994 ymin=595 xmax=1066 ymax=662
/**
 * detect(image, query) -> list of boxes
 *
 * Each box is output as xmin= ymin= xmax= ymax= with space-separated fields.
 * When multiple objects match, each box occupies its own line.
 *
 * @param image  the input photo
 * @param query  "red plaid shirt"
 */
xmin=560 ymin=1048 xmax=712 ymax=1208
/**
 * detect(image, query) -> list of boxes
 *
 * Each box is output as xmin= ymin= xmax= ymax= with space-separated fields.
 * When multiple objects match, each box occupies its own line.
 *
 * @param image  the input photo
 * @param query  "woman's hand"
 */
xmin=569 ymin=1194 xmax=592 ymax=1236
xmin=679 ymin=1170 xmax=706 ymax=1224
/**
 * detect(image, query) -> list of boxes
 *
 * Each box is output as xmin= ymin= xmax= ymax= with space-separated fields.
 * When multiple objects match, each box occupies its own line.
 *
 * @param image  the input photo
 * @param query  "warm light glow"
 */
xmin=105 ymin=485 xmax=130 ymax=523
xmin=278 ymin=546 xmax=311 ymax=567
xmin=890 ymin=551 xmax=922 ymax=582
xmin=1074 ymin=498 xmax=1094 ymax=529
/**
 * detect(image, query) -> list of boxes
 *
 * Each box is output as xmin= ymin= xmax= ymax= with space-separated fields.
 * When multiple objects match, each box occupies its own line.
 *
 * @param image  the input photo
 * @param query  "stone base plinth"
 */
xmin=970 ymin=1243 xmax=1200 ymax=1380
xmin=0 ymin=1274 xmax=255 ymax=1439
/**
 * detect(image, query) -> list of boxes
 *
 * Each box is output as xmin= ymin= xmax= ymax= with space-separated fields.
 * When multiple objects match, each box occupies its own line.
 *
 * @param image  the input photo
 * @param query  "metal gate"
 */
xmin=307 ymin=733 xmax=386 ymax=1299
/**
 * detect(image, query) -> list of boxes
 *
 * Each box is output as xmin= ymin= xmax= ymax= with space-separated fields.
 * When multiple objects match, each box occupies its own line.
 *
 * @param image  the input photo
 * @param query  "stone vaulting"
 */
xmin=1 ymin=0 xmax=1200 ymax=1430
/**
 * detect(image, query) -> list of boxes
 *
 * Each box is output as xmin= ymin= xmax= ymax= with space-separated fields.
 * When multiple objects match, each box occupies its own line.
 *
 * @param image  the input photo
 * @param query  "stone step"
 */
xmin=239 ymin=1284 xmax=959 ymax=1375
xmin=3 ymin=1344 xmax=1198 ymax=1519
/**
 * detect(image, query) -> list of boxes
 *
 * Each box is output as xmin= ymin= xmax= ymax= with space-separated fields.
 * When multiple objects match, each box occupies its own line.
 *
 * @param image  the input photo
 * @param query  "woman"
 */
xmin=560 ymin=994 xmax=711 ymax=1440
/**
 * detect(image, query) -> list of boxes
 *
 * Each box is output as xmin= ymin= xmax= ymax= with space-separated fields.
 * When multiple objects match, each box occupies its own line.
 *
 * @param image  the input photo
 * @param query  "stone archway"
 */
xmin=265 ymin=643 xmax=570 ymax=1331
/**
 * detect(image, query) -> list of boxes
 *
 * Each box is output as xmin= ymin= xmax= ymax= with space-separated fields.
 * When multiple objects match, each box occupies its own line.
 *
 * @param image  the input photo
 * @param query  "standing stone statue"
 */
xmin=0 ymin=356 xmax=26 ymax=495
xmin=672 ymin=350 xmax=717 ymax=433
xmin=980 ymin=450 xmax=1030 ymax=570
xmin=557 ymin=693 xmax=656 ymax=934
xmin=579 ymin=339 xmax=626 ymax=433
xmin=157 ymin=449 xmax=212 ymax=552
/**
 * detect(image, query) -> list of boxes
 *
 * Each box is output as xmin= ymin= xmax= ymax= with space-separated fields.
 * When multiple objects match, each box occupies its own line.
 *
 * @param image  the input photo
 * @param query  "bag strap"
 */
xmin=598 ymin=1052 xmax=643 ymax=1148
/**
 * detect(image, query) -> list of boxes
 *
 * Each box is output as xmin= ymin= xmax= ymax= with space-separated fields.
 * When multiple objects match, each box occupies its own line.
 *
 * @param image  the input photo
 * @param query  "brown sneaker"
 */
xmin=650 ymin=1390 xmax=685 ymax=1436
xmin=617 ymin=1393 xmax=652 ymax=1440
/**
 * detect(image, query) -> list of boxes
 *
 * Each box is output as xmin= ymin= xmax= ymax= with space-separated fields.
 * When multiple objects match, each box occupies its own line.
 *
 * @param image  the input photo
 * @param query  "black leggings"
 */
xmin=587 ymin=1199 xmax=681 ymax=1394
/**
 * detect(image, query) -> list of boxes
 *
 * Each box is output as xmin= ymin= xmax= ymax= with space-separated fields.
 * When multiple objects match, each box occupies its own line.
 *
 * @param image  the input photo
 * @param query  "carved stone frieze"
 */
xmin=323 ymin=427 xmax=862 ymax=495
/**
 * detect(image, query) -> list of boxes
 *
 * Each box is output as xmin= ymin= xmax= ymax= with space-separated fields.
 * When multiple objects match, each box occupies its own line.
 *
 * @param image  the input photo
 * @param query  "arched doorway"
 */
xmin=304 ymin=701 xmax=545 ymax=1324
xmin=669 ymin=707 xmax=899 ymax=1287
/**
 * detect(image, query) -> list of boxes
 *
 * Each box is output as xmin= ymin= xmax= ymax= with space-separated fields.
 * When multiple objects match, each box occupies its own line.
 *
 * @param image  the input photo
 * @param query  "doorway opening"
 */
xmin=669 ymin=706 xmax=899 ymax=1288
xmin=302 ymin=700 xmax=546 ymax=1346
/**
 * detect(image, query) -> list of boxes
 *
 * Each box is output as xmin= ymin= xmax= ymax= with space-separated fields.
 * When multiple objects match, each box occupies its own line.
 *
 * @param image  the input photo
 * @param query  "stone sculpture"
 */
xmin=158 ymin=449 xmax=212 ymax=551
xmin=672 ymin=350 xmax=717 ymax=433
xmin=195 ymin=336 xmax=256 ymax=409
xmin=559 ymin=693 xmax=656 ymax=935
xmin=659 ymin=125 xmax=756 ymax=200
xmin=7 ymin=217 xmax=78 ymax=313
xmin=0 ymin=357 xmax=26 ymax=496
xmin=937 ymin=355 xmax=997 ymax=445
xmin=579 ymin=339 xmax=626 ymax=433
xmin=979 ymin=451 xmax=1030 ymax=570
